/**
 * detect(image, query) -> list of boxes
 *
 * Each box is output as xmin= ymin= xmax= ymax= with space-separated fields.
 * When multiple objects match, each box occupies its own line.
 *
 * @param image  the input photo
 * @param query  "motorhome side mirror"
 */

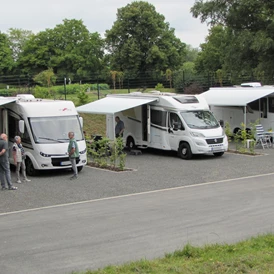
xmin=173 ymin=122 xmax=179 ymax=131
xmin=219 ymin=120 xmax=224 ymax=128
xmin=19 ymin=120 xmax=25 ymax=134
xmin=79 ymin=116 xmax=83 ymax=128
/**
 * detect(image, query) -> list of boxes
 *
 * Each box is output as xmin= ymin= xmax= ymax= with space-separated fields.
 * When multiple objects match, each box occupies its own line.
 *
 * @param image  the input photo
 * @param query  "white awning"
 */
xmin=77 ymin=96 xmax=158 ymax=114
xmin=0 ymin=98 xmax=17 ymax=106
xmin=201 ymin=87 xmax=274 ymax=106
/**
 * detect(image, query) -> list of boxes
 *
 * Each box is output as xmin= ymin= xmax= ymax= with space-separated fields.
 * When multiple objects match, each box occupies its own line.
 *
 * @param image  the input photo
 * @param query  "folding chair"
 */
xmin=255 ymin=124 xmax=271 ymax=149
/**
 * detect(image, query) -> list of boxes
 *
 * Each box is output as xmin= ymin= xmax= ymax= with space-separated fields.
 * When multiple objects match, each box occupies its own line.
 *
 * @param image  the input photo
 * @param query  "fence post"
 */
xmin=64 ymin=77 xmax=67 ymax=100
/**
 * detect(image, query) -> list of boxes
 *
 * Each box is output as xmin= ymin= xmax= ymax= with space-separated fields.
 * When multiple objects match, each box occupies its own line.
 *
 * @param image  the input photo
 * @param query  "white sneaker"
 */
xmin=24 ymin=179 xmax=31 ymax=182
xmin=16 ymin=180 xmax=22 ymax=184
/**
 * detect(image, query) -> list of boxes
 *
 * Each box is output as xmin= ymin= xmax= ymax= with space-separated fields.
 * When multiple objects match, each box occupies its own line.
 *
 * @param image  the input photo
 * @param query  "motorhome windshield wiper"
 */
xmin=38 ymin=137 xmax=65 ymax=143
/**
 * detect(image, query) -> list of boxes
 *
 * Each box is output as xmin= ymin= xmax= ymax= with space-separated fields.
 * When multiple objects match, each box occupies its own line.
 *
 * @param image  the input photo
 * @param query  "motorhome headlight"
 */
xmin=190 ymin=131 xmax=205 ymax=138
xmin=79 ymin=148 xmax=87 ymax=154
xmin=40 ymin=152 xmax=51 ymax=157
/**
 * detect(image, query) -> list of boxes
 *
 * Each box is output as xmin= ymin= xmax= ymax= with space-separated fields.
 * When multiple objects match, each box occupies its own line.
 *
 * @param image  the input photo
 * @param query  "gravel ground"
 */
xmin=1 ymin=145 xmax=274 ymax=214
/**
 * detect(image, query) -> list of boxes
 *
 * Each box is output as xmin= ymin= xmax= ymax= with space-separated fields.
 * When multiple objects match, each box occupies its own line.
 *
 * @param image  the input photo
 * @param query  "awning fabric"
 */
xmin=0 ymin=98 xmax=17 ymax=106
xmin=77 ymin=96 xmax=157 ymax=114
xmin=201 ymin=87 xmax=274 ymax=106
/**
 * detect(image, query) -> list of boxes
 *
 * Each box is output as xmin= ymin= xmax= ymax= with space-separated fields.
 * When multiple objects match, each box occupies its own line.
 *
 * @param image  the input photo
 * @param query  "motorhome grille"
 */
xmin=206 ymin=138 xmax=223 ymax=144
xmin=51 ymin=157 xmax=80 ymax=166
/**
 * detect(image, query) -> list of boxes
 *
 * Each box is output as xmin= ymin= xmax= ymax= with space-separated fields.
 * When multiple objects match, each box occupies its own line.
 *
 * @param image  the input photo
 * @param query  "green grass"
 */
xmin=73 ymin=234 xmax=274 ymax=274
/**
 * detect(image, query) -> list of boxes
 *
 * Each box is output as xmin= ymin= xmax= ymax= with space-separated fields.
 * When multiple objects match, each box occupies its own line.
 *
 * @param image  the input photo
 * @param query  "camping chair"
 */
xmin=255 ymin=124 xmax=271 ymax=149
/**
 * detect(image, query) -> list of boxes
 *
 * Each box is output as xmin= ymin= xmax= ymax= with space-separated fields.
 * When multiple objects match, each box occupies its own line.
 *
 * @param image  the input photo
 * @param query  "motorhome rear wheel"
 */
xmin=126 ymin=137 xmax=135 ymax=150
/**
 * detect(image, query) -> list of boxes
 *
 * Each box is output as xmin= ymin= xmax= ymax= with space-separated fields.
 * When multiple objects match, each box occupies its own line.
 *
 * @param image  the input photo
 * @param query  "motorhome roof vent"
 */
xmin=16 ymin=94 xmax=35 ymax=101
xmin=241 ymin=82 xmax=262 ymax=87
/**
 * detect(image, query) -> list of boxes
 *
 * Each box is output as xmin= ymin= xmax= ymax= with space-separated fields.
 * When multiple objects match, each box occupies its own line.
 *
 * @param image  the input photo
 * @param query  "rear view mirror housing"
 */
xmin=19 ymin=120 xmax=25 ymax=134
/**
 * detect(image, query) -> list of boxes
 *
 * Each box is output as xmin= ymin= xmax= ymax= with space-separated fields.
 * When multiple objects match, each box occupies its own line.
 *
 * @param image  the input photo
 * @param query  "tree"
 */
xmin=33 ymin=68 xmax=56 ymax=87
xmin=0 ymin=32 xmax=14 ymax=74
xmin=165 ymin=69 xmax=172 ymax=88
xmin=110 ymin=70 xmax=118 ymax=90
xmin=191 ymin=0 xmax=274 ymax=83
xmin=105 ymin=1 xmax=186 ymax=77
xmin=7 ymin=28 xmax=33 ymax=61
xmin=18 ymin=19 xmax=105 ymax=77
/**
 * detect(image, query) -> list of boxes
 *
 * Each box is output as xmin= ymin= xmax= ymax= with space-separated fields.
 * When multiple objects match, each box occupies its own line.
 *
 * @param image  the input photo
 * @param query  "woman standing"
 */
xmin=13 ymin=136 xmax=31 ymax=183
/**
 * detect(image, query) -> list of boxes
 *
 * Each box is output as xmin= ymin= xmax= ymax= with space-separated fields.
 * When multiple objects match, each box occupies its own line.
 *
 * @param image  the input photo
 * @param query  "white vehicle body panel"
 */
xmin=0 ymin=96 xmax=87 ymax=173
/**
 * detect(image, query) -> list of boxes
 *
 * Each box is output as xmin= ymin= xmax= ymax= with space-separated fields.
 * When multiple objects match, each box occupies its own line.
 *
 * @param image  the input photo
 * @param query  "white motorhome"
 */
xmin=0 ymin=95 xmax=87 ymax=175
xmin=201 ymin=84 xmax=274 ymax=134
xmin=77 ymin=91 xmax=228 ymax=159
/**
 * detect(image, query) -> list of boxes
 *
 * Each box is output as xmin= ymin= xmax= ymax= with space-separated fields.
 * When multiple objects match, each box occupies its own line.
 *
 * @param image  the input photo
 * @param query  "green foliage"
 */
xmin=33 ymin=86 xmax=51 ymax=98
xmin=17 ymin=19 xmax=105 ymax=76
xmin=87 ymin=137 xmax=111 ymax=168
xmin=87 ymin=137 xmax=127 ymax=171
xmin=105 ymin=1 xmax=186 ymax=75
xmin=191 ymin=0 xmax=274 ymax=83
xmin=0 ymin=32 xmax=14 ymax=74
xmin=7 ymin=28 xmax=33 ymax=62
xmin=110 ymin=137 xmax=127 ymax=170
xmin=155 ymin=83 xmax=164 ymax=91
xmin=77 ymin=90 xmax=89 ymax=106
xmin=233 ymin=123 xmax=255 ymax=154
xmin=77 ymin=234 xmax=274 ymax=274
xmin=33 ymin=68 xmax=56 ymax=87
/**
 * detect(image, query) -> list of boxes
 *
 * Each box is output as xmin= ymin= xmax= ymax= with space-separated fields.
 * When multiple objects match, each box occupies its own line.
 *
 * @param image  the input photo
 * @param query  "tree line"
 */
xmin=1 ymin=0 xmax=272 ymax=93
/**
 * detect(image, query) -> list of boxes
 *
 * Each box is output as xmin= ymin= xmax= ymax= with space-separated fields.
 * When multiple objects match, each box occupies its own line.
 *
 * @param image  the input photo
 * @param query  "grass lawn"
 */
xmin=74 ymin=234 xmax=274 ymax=274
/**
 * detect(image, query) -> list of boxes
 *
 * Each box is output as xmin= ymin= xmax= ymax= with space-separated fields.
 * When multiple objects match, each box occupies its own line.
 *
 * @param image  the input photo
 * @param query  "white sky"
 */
xmin=0 ymin=0 xmax=209 ymax=48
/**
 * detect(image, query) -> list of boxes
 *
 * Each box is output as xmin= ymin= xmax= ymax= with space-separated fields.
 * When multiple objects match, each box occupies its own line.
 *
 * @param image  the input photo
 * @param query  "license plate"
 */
xmin=60 ymin=161 xmax=71 ymax=166
xmin=211 ymin=146 xmax=223 ymax=151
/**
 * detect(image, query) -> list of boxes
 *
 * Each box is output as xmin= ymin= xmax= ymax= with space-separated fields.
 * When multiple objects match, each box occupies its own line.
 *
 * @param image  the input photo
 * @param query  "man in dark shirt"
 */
xmin=115 ymin=116 xmax=125 ymax=138
xmin=0 ymin=133 xmax=17 ymax=190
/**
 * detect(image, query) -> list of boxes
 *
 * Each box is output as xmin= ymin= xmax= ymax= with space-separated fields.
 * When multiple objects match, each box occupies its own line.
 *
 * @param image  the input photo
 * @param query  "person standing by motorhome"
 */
xmin=0 ymin=133 xmax=17 ymax=190
xmin=115 ymin=116 xmax=125 ymax=138
xmin=68 ymin=131 xmax=79 ymax=180
xmin=12 ymin=136 xmax=31 ymax=184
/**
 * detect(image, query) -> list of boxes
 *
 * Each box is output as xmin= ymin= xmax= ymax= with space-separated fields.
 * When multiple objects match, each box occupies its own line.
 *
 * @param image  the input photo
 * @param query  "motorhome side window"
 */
xmin=169 ymin=112 xmax=184 ymax=130
xmin=269 ymin=98 xmax=274 ymax=113
xmin=8 ymin=114 xmax=31 ymax=143
xmin=151 ymin=110 xmax=167 ymax=127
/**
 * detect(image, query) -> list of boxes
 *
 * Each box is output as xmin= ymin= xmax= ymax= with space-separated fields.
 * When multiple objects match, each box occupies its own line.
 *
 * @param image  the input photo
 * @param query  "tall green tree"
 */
xmin=105 ymin=1 xmax=186 ymax=76
xmin=191 ymin=0 xmax=274 ymax=83
xmin=18 ymin=19 xmax=105 ymax=77
xmin=0 ymin=32 xmax=14 ymax=74
xmin=7 ymin=28 xmax=33 ymax=61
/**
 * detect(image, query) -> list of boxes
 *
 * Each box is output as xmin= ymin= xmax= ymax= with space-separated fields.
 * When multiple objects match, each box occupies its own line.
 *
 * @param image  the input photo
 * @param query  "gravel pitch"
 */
xmin=1 ymin=146 xmax=273 ymax=214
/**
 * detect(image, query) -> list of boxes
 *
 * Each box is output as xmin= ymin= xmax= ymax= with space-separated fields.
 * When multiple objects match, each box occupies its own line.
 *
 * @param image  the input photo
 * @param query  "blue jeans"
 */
xmin=0 ymin=160 xmax=12 ymax=188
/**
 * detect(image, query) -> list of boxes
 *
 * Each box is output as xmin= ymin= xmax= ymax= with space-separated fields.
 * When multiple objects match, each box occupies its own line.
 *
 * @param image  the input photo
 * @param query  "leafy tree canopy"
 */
xmin=191 ymin=0 xmax=274 ymax=83
xmin=105 ymin=1 xmax=186 ymax=76
xmin=18 ymin=19 xmax=105 ymax=77
xmin=0 ymin=32 xmax=14 ymax=74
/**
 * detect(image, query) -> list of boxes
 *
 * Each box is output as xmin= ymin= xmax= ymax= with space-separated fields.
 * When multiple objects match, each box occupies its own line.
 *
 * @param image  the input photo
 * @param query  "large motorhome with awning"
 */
xmin=201 ymin=84 xmax=274 ymax=134
xmin=77 ymin=91 xmax=228 ymax=159
xmin=0 ymin=95 xmax=87 ymax=175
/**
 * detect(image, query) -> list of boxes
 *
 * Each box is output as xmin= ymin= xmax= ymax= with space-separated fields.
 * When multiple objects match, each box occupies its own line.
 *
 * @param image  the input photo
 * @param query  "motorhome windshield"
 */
xmin=180 ymin=110 xmax=219 ymax=129
xmin=29 ymin=115 xmax=84 ymax=143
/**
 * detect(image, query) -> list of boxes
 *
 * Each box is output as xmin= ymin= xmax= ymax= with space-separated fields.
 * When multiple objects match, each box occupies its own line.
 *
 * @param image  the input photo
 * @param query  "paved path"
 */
xmin=1 ymin=172 xmax=274 ymax=274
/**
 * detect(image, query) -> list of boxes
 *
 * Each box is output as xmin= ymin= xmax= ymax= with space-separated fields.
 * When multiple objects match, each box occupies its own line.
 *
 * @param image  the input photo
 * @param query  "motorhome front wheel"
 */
xmin=25 ymin=158 xmax=38 ymax=176
xmin=178 ymin=143 xmax=192 ymax=160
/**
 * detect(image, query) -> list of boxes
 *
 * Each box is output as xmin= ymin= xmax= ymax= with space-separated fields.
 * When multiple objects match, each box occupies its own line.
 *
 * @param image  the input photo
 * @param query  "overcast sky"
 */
xmin=0 ymin=0 xmax=209 ymax=48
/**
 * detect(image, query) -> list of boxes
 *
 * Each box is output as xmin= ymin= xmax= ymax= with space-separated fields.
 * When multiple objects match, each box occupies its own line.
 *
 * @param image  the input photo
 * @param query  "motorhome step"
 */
xmin=129 ymin=150 xmax=142 ymax=155
xmin=138 ymin=146 xmax=148 ymax=149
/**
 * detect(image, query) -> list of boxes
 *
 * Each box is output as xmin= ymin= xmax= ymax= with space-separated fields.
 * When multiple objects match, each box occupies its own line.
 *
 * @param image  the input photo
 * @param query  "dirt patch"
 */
xmin=87 ymin=162 xmax=134 ymax=172
xmin=227 ymin=149 xmax=264 ymax=156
